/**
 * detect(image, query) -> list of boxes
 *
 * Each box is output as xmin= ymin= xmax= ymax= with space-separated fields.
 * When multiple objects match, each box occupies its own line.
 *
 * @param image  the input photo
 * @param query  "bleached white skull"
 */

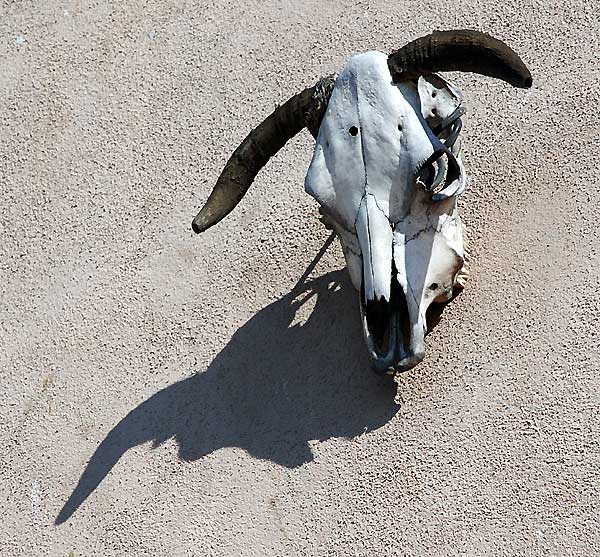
xmin=305 ymin=52 xmax=469 ymax=372
xmin=192 ymin=30 xmax=532 ymax=374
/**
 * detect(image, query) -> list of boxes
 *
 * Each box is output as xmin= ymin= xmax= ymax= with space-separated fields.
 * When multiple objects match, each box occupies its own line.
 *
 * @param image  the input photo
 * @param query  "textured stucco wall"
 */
xmin=1 ymin=1 xmax=599 ymax=555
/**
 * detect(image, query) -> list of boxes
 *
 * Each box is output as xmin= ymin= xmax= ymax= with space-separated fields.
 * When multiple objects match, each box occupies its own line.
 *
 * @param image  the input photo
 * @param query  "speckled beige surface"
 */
xmin=1 ymin=1 xmax=599 ymax=556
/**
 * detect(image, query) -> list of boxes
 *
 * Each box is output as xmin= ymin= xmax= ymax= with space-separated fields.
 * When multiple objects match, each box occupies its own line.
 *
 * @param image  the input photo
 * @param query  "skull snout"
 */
xmin=395 ymin=349 xmax=426 ymax=373
xmin=359 ymin=267 xmax=429 ymax=375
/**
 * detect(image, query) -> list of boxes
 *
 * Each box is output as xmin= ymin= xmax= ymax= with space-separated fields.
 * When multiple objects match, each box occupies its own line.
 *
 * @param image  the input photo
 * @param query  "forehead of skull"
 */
xmin=305 ymin=51 xmax=444 ymax=227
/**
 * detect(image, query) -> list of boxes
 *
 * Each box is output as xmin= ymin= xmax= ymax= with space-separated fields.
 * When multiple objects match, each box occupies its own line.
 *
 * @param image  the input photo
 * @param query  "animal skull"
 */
xmin=305 ymin=52 xmax=468 ymax=372
xmin=192 ymin=30 xmax=532 ymax=374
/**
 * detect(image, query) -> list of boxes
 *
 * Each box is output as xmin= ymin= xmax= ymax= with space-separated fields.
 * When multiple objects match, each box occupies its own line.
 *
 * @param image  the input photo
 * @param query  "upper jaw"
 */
xmin=359 ymin=284 xmax=426 ymax=375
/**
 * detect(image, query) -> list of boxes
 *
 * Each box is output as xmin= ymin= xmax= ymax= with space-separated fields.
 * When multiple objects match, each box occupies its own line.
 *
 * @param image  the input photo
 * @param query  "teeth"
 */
xmin=359 ymin=293 xmax=396 ymax=374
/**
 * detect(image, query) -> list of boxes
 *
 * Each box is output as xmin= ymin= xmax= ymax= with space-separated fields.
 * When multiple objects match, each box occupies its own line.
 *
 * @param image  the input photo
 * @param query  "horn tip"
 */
xmin=513 ymin=72 xmax=532 ymax=89
xmin=191 ymin=215 xmax=208 ymax=234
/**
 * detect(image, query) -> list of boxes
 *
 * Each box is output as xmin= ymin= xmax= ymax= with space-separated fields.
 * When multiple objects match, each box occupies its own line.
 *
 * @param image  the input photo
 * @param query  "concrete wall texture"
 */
xmin=1 ymin=1 xmax=599 ymax=555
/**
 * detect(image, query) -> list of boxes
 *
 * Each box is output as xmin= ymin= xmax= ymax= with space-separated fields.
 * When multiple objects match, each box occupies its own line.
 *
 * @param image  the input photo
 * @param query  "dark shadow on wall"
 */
xmin=56 ymin=239 xmax=401 ymax=525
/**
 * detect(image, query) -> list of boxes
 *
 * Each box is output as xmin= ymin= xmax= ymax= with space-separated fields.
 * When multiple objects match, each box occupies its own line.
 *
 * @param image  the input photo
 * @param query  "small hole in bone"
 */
xmin=397 ymin=124 xmax=402 ymax=131
xmin=432 ymin=91 xmax=437 ymax=98
xmin=429 ymin=283 xmax=439 ymax=290
xmin=431 ymin=108 xmax=437 ymax=115
xmin=349 ymin=126 xmax=358 ymax=136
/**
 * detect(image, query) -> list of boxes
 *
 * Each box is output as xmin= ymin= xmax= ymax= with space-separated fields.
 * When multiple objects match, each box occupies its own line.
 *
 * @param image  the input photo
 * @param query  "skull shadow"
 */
xmin=56 ymin=241 xmax=404 ymax=525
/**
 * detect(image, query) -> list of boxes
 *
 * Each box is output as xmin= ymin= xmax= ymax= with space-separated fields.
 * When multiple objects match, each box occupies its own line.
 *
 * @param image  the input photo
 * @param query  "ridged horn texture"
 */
xmin=388 ymin=30 xmax=533 ymax=89
xmin=192 ymin=75 xmax=336 ymax=234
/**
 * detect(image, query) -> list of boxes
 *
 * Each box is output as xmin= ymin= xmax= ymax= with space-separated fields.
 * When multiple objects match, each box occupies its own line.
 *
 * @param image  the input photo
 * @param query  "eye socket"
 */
xmin=349 ymin=126 xmax=358 ymax=136
xmin=429 ymin=283 xmax=439 ymax=291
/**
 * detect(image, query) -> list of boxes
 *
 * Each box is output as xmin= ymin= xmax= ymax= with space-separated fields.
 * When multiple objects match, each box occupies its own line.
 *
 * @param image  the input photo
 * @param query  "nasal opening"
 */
xmin=362 ymin=260 xmax=410 ymax=373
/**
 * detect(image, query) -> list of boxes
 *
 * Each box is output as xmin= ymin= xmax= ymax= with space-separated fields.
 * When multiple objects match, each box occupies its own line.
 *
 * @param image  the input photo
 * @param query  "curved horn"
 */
xmin=192 ymin=76 xmax=335 ymax=234
xmin=388 ymin=30 xmax=532 ymax=89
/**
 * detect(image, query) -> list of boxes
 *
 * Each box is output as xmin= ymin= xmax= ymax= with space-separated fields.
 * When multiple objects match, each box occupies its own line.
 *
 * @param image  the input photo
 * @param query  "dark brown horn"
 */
xmin=388 ymin=30 xmax=532 ymax=89
xmin=192 ymin=76 xmax=335 ymax=234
